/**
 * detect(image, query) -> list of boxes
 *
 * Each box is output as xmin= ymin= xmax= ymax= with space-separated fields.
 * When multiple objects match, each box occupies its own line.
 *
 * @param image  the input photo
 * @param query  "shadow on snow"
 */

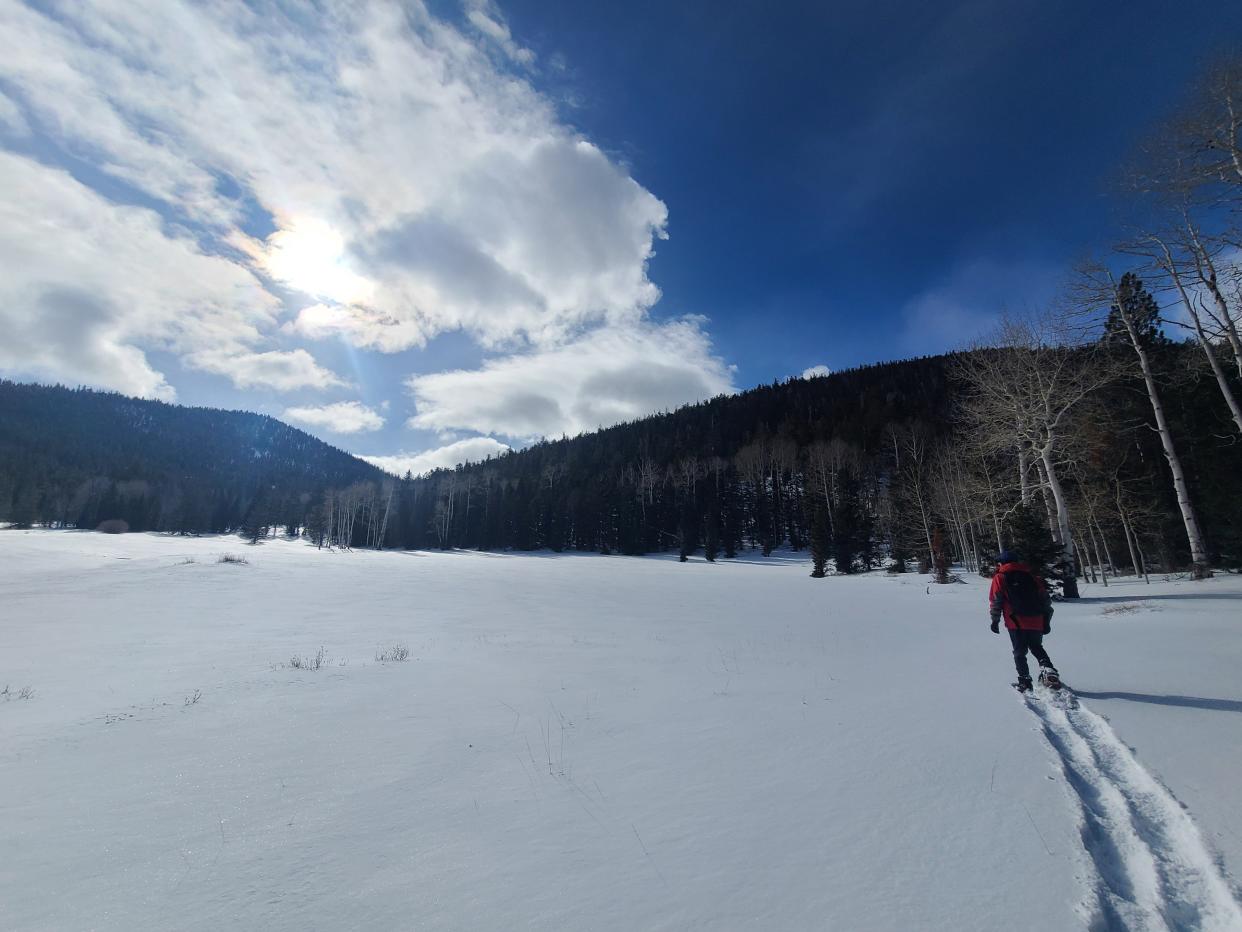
xmin=1074 ymin=691 xmax=1242 ymax=714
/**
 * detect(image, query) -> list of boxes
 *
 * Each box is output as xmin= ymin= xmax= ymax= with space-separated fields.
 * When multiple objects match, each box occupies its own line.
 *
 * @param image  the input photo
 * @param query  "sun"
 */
xmin=261 ymin=217 xmax=373 ymax=305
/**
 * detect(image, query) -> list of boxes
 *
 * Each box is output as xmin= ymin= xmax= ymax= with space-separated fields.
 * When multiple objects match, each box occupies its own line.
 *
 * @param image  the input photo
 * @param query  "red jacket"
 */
xmin=989 ymin=561 xmax=1052 ymax=632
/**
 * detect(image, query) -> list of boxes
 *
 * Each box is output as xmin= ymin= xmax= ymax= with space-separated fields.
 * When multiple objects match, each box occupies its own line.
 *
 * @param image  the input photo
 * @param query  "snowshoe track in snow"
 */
xmin=1024 ymin=690 xmax=1242 ymax=932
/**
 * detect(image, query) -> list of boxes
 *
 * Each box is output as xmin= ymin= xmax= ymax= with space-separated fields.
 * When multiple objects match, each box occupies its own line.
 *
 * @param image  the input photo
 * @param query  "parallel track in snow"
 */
xmin=1025 ymin=691 xmax=1242 ymax=932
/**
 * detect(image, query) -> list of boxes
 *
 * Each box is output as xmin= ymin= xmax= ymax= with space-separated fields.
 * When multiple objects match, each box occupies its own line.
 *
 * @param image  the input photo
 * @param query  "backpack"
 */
xmin=1002 ymin=569 xmax=1045 ymax=617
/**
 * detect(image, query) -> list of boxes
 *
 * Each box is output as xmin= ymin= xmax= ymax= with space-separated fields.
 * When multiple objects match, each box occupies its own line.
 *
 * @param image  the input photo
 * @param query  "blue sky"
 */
xmin=1 ymin=1 xmax=1239 ymax=474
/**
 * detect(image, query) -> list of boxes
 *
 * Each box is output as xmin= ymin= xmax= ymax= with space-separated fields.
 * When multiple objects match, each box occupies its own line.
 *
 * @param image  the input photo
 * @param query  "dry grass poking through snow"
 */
xmin=375 ymin=643 xmax=411 ymax=663
xmin=289 ymin=646 xmax=327 ymax=671
xmin=1100 ymin=601 xmax=1160 ymax=616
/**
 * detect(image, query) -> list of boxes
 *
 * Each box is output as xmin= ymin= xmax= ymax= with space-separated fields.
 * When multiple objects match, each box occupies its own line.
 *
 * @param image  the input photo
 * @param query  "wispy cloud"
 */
xmin=898 ymin=255 xmax=1064 ymax=354
xmin=190 ymin=350 xmax=347 ymax=393
xmin=284 ymin=401 xmax=385 ymax=434
xmin=0 ymin=151 xmax=275 ymax=400
xmin=462 ymin=0 xmax=535 ymax=65
xmin=362 ymin=437 xmax=511 ymax=477
xmin=405 ymin=317 xmax=735 ymax=440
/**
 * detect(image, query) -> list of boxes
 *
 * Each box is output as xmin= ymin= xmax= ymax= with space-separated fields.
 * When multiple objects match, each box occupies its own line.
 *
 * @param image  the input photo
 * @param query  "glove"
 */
xmin=1043 ymin=618 xmax=1051 ymax=635
xmin=990 ymin=619 xmax=1000 ymax=634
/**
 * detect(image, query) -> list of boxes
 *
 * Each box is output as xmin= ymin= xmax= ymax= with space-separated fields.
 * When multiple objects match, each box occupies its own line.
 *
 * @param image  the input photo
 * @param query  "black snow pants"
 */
xmin=1008 ymin=629 xmax=1054 ymax=680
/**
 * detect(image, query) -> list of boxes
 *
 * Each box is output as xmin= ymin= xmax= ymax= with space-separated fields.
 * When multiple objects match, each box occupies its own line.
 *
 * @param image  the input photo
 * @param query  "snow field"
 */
xmin=1 ymin=531 xmax=1240 ymax=931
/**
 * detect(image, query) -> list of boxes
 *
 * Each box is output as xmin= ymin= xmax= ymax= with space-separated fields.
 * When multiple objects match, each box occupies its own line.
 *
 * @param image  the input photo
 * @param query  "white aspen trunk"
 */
xmin=1094 ymin=514 xmax=1118 ymax=576
xmin=1159 ymin=238 xmax=1242 ymax=432
xmin=965 ymin=517 xmax=981 ymax=572
xmin=948 ymin=479 xmax=975 ymax=571
xmin=1185 ymin=224 xmax=1242 ymax=378
xmin=1035 ymin=459 xmax=1060 ymax=542
xmin=1039 ymin=447 xmax=1080 ymax=597
xmin=1017 ymin=447 xmax=1032 ymax=504
xmin=1133 ymin=531 xmax=1151 ymax=584
xmin=1117 ymin=501 xmax=1140 ymax=576
xmin=1221 ymin=84 xmax=1242 ymax=183
xmin=914 ymin=485 xmax=934 ymax=566
xmin=376 ymin=484 xmax=393 ymax=550
xmin=323 ymin=492 xmax=334 ymax=549
xmin=979 ymin=463 xmax=1004 ymax=552
xmin=1075 ymin=540 xmax=1095 ymax=584
xmin=1116 ymin=298 xmax=1213 ymax=577
xmin=1086 ymin=520 xmax=1108 ymax=586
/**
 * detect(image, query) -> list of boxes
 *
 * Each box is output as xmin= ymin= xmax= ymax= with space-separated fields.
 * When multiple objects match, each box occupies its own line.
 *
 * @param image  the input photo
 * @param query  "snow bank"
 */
xmin=1 ymin=531 xmax=1239 ymax=930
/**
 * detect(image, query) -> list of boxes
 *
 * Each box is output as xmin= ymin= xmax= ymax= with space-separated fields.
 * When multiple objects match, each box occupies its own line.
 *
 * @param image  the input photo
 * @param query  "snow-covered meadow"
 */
xmin=2 ymin=530 xmax=1240 ymax=931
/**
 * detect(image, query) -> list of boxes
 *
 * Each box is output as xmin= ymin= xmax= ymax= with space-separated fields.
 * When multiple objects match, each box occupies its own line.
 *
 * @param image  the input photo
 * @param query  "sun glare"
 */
xmin=263 ymin=218 xmax=373 ymax=305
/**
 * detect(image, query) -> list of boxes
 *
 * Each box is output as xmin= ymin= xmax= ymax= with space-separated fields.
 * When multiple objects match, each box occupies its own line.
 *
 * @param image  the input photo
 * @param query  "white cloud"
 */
xmin=0 ymin=0 xmax=731 ymax=433
xmin=406 ymin=317 xmax=735 ymax=439
xmin=0 ymin=151 xmax=277 ymax=400
xmin=284 ymin=401 xmax=385 ymax=434
xmin=285 ymin=303 xmax=427 ymax=354
xmin=801 ymin=364 xmax=832 ymax=379
xmin=186 ymin=349 xmax=347 ymax=393
xmin=0 ymin=0 xmax=667 ymax=356
xmin=362 ymin=437 xmax=511 ymax=476
xmin=0 ymin=89 xmax=28 ymax=135
xmin=463 ymin=0 xmax=535 ymax=65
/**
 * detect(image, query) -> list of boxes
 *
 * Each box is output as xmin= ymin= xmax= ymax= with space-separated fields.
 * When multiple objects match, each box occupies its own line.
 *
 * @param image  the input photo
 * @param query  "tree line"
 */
xmin=2 ymin=56 xmax=1240 ymax=592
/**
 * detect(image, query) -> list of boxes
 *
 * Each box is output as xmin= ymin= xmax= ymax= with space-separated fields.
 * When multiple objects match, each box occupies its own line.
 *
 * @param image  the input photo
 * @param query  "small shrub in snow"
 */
xmin=289 ymin=646 xmax=326 ymax=671
xmin=217 ymin=553 xmax=248 ymax=565
xmin=1 ymin=684 xmax=35 ymax=701
xmin=185 ymin=689 xmax=202 ymax=706
xmin=177 ymin=557 xmax=196 ymax=565
xmin=375 ymin=643 xmax=410 ymax=663
xmin=1102 ymin=602 xmax=1143 ymax=615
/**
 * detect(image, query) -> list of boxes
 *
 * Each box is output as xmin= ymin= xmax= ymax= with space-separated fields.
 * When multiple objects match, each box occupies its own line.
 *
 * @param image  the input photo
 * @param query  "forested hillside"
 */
xmin=0 ymin=381 xmax=383 ymax=536
xmin=386 ymin=330 xmax=1241 ymax=580
xmin=4 ymin=329 xmax=1239 ymax=587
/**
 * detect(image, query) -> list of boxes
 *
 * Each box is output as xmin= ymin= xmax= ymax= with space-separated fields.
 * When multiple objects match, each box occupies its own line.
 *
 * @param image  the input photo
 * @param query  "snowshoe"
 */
xmin=1038 ymin=668 xmax=1062 ymax=690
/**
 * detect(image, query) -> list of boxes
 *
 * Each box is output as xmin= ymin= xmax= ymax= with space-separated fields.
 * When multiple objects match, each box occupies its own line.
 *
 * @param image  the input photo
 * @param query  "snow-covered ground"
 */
xmin=2 ymin=530 xmax=1240 ymax=931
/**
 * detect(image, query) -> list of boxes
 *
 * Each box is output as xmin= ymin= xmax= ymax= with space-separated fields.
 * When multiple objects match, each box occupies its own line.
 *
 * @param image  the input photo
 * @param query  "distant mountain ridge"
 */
xmin=0 ymin=380 xmax=383 ymax=532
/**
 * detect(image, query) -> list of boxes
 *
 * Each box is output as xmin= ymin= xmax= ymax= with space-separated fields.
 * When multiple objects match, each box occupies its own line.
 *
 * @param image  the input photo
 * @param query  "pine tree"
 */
xmin=721 ymin=479 xmax=740 ymax=558
xmin=703 ymin=508 xmax=720 ymax=562
xmin=1003 ymin=501 xmax=1065 ymax=592
xmin=241 ymin=486 xmax=274 ymax=544
xmin=8 ymin=482 xmax=40 ymax=529
xmin=809 ymin=498 xmax=830 ymax=578
xmin=1102 ymin=273 xmax=1168 ymax=349
xmin=830 ymin=475 xmax=870 ymax=574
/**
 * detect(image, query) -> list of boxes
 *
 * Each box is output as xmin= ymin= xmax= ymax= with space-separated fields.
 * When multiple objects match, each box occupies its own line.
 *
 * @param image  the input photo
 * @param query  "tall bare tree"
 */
xmin=955 ymin=314 xmax=1117 ymax=596
xmin=1074 ymin=263 xmax=1212 ymax=578
xmin=1114 ymin=209 xmax=1242 ymax=435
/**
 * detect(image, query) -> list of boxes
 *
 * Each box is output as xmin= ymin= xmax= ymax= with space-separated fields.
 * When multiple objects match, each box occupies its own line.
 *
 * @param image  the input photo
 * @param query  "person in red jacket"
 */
xmin=989 ymin=549 xmax=1060 ymax=692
